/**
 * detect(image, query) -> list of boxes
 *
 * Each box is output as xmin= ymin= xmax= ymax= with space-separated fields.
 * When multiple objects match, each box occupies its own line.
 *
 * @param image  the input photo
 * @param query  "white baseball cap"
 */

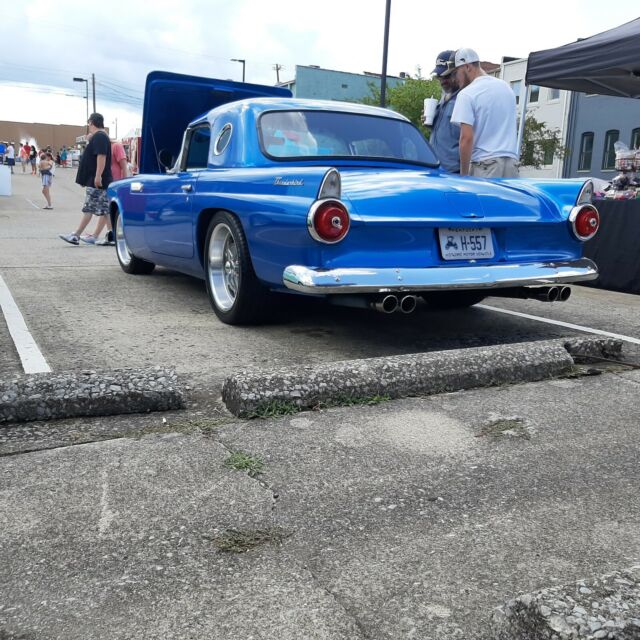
xmin=442 ymin=48 xmax=480 ymax=75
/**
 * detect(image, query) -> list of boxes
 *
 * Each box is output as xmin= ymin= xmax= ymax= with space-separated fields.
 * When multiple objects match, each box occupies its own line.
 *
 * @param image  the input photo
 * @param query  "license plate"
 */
xmin=438 ymin=227 xmax=494 ymax=260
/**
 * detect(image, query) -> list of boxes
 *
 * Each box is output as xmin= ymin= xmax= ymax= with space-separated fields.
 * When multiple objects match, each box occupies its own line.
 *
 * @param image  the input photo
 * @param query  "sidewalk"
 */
xmin=1 ymin=367 xmax=639 ymax=639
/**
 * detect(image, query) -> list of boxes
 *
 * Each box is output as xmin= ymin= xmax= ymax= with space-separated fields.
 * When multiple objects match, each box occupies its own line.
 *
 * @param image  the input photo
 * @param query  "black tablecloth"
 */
xmin=582 ymin=200 xmax=640 ymax=295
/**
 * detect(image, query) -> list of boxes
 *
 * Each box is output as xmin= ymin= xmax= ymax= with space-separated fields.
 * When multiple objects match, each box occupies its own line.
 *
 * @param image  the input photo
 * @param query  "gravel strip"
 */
xmin=221 ymin=338 xmax=607 ymax=418
xmin=0 ymin=367 xmax=183 ymax=424
xmin=491 ymin=565 xmax=640 ymax=639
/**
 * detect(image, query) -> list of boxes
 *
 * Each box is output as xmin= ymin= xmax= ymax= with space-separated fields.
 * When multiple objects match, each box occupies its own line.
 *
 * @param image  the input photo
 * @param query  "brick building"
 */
xmin=0 ymin=121 xmax=99 ymax=151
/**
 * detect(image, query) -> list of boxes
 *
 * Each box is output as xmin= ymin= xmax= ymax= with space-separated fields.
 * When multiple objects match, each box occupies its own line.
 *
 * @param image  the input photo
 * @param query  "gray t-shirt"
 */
xmin=450 ymin=75 xmax=518 ymax=162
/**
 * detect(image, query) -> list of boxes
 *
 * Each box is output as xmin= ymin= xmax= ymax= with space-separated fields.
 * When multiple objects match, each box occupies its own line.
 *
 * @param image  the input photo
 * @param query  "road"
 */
xmin=1 ymin=168 xmax=639 ymax=387
xmin=1 ymin=168 xmax=639 ymax=639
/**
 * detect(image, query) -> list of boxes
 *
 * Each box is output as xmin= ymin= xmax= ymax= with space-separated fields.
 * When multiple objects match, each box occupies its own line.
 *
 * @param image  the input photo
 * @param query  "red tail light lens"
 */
xmin=308 ymin=200 xmax=350 ymax=244
xmin=570 ymin=205 xmax=599 ymax=241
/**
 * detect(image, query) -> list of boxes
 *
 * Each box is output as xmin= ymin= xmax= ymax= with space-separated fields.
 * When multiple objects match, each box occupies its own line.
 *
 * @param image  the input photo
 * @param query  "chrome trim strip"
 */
xmin=282 ymin=259 xmax=598 ymax=294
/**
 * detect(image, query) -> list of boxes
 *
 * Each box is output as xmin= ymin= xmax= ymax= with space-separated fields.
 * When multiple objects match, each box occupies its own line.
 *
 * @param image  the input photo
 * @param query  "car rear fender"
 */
xmin=194 ymin=167 xmax=349 ymax=281
xmin=498 ymin=178 xmax=592 ymax=218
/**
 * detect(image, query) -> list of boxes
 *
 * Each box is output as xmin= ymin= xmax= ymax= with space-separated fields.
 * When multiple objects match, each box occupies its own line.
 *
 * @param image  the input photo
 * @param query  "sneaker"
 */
xmin=43 ymin=205 xmax=53 ymax=210
xmin=59 ymin=233 xmax=79 ymax=245
xmin=96 ymin=230 xmax=115 ymax=246
xmin=80 ymin=234 xmax=97 ymax=245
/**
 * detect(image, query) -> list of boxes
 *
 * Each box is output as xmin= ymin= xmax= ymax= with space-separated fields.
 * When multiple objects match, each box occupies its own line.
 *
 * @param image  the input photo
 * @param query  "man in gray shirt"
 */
xmin=428 ymin=50 xmax=461 ymax=173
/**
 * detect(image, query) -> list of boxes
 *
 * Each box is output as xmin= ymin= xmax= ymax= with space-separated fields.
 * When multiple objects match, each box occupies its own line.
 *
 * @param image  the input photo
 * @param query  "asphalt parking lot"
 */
xmin=1 ymin=169 xmax=639 ymax=639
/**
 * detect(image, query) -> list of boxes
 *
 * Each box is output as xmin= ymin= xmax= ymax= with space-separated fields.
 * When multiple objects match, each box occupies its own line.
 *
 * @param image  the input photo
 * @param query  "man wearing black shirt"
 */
xmin=59 ymin=113 xmax=114 ymax=245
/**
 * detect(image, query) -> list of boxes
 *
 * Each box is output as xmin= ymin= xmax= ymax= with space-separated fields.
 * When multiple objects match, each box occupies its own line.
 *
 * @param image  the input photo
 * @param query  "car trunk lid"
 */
xmin=340 ymin=169 xmax=562 ymax=224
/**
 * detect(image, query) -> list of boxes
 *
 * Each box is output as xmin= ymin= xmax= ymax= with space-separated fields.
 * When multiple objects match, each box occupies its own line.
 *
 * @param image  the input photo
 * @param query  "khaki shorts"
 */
xmin=470 ymin=157 xmax=519 ymax=178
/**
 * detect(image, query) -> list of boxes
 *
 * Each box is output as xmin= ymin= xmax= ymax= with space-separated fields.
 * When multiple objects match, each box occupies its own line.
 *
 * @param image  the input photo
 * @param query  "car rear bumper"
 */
xmin=282 ymin=258 xmax=598 ymax=294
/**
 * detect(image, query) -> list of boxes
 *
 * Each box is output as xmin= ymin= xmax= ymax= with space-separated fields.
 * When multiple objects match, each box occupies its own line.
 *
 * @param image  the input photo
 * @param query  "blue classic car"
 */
xmin=108 ymin=71 xmax=599 ymax=325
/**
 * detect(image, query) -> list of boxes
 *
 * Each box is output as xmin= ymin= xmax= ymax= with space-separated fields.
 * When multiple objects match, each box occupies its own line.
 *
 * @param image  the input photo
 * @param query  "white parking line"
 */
xmin=478 ymin=304 xmax=640 ymax=345
xmin=24 ymin=198 xmax=40 ymax=210
xmin=0 ymin=275 xmax=51 ymax=373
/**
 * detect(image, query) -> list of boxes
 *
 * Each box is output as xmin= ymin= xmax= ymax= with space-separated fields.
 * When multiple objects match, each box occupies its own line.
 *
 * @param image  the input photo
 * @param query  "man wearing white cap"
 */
xmin=444 ymin=48 xmax=519 ymax=178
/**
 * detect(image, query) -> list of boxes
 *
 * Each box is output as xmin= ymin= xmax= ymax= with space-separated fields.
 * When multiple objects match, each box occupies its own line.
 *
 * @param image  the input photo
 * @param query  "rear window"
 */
xmin=258 ymin=110 xmax=438 ymax=166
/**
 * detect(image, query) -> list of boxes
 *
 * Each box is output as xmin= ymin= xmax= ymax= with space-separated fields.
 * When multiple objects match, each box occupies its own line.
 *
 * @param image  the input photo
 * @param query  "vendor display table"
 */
xmin=582 ymin=200 xmax=640 ymax=295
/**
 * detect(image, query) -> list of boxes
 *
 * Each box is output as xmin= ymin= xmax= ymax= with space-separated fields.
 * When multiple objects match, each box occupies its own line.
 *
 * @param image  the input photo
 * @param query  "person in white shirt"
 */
xmin=6 ymin=142 xmax=15 ymax=174
xmin=443 ymin=48 xmax=519 ymax=178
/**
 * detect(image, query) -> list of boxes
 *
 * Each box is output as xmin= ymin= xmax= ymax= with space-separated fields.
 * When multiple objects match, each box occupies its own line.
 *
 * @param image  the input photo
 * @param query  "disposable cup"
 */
xmin=423 ymin=98 xmax=437 ymax=126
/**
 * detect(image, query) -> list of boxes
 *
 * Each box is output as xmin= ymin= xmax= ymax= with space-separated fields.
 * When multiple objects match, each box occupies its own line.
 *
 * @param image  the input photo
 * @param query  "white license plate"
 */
xmin=438 ymin=227 xmax=494 ymax=260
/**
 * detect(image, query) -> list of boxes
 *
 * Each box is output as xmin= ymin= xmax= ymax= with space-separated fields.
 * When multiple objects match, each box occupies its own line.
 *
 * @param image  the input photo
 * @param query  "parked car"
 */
xmin=108 ymin=71 xmax=599 ymax=325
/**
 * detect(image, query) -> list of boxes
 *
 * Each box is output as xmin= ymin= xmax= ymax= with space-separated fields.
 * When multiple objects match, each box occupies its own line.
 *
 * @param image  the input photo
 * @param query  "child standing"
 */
xmin=38 ymin=153 xmax=54 ymax=209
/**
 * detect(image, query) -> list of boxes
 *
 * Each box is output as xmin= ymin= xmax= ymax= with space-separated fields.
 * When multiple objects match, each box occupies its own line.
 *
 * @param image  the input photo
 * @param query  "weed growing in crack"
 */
xmin=315 ymin=394 xmax=392 ymax=409
xmin=248 ymin=399 xmax=301 ymax=419
xmin=208 ymin=527 xmax=291 ymax=553
xmin=475 ymin=418 xmax=530 ymax=440
xmin=224 ymin=451 xmax=265 ymax=477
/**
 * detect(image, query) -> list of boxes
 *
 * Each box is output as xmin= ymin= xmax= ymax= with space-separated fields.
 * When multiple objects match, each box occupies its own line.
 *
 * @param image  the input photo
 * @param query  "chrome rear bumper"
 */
xmin=282 ymin=258 xmax=598 ymax=294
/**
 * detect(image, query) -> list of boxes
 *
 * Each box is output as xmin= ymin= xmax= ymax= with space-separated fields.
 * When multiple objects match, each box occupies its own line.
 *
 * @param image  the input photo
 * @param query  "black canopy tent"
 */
xmin=525 ymin=17 xmax=640 ymax=98
xmin=524 ymin=18 xmax=640 ymax=296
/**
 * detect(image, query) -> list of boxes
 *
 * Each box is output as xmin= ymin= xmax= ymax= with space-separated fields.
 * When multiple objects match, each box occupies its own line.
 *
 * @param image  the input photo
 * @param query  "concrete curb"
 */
xmin=222 ymin=337 xmax=623 ymax=418
xmin=0 ymin=367 xmax=184 ymax=425
xmin=491 ymin=565 xmax=640 ymax=639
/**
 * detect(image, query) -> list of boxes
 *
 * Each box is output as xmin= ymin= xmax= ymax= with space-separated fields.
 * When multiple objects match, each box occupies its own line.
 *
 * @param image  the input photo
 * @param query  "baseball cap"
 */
xmin=442 ymin=48 xmax=480 ymax=76
xmin=432 ymin=50 xmax=454 ymax=77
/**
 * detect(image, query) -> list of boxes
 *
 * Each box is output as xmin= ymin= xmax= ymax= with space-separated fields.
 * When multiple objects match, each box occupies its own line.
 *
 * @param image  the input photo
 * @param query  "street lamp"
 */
xmin=73 ymin=77 xmax=89 ymax=132
xmin=231 ymin=58 xmax=246 ymax=82
xmin=380 ymin=0 xmax=391 ymax=108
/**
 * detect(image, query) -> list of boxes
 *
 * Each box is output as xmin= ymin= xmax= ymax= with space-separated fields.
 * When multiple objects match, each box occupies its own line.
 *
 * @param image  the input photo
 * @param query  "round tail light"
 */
xmin=570 ymin=205 xmax=600 ymax=241
xmin=308 ymin=200 xmax=350 ymax=244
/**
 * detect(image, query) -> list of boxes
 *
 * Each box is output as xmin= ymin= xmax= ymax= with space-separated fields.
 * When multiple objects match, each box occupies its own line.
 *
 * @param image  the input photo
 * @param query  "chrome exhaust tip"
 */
xmin=399 ymin=295 xmax=417 ymax=314
xmin=558 ymin=286 xmax=571 ymax=302
xmin=546 ymin=286 xmax=560 ymax=302
xmin=372 ymin=294 xmax=399 ymax=314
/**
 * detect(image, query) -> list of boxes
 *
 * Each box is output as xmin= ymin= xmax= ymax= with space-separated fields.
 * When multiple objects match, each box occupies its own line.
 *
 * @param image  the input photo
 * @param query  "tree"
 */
xmin=520 ymin=115 xmax=566 ymax=168
xmin=359 ymin=72 xmax=442 ymax=137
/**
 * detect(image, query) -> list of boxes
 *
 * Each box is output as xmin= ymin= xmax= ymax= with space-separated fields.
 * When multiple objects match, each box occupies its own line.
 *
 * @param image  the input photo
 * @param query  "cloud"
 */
xmin=1 ymin=0 xmax=638 ymax=130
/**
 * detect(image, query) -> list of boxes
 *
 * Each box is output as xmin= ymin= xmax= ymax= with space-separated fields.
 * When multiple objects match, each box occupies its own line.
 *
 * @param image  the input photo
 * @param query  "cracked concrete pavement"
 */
xmin=1 ymin=366 xmax=639 ymax=639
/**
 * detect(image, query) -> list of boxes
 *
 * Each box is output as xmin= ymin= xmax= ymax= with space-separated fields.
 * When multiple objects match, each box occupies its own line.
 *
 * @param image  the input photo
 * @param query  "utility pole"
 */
xmin=380 ymin=0 xmax=391 ymax=108
xmin=92 ymin=73 xmax=96 ymax=113
xmin=273 ymin=64 xmax=282 ymax=84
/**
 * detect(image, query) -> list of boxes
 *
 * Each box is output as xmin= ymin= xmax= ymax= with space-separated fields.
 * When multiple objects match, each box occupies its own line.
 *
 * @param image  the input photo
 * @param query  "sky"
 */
xmin=1 ymin=0 xmax=638 ymax=138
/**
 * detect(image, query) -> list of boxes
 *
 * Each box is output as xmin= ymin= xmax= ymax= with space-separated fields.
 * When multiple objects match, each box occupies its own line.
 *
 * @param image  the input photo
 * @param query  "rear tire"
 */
xmin=115 ymin=210 xmax=155 ymax=275
xmin=204 ymin=212 xmax=273 ymax=325
xmin=422 ymin=291 xmax=486 ymax=309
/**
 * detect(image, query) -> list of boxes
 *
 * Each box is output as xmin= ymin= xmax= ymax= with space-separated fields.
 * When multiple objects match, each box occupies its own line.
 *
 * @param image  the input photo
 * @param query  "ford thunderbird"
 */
xmin=108 ymin=71 xmax=599 ymax=325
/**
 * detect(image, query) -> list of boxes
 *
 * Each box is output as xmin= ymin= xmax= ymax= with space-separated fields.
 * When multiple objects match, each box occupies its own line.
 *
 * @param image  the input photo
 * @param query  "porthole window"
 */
xmin=214 ymin=124 xmax=232 ymax=155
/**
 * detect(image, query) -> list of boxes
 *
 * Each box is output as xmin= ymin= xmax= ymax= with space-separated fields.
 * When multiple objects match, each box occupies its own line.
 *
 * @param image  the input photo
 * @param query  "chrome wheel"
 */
xmin=115 ymin=213 xmax=131 ymax=266
xmin=208 ymin=223 xmax=240 ymax=311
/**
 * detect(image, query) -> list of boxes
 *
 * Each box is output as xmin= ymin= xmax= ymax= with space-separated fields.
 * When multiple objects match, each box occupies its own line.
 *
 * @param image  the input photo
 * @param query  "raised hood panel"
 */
xmin=341 ymin=170 xmax=566 ymax=224
xmin=140 ymin=71 xmax=291 ymax=174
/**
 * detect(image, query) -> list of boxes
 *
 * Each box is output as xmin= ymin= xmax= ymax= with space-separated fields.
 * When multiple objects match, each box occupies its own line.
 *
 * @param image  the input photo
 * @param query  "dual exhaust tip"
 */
xmin=372 ymin=294 xmax=417 ymax=314
xmin=526 ymin=285 xmax=571 ymax=303
xmin=371 ymin=286 xmax=571 ymax=314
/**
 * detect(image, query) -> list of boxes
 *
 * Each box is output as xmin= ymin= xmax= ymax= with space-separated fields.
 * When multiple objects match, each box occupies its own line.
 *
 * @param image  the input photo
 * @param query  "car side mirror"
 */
xmin=158 ymin=148 xmax=174 ymax=170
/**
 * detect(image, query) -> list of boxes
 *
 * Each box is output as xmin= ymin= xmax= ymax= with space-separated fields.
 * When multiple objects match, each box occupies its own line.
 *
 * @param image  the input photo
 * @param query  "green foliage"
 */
xmin=224 ymin=451 xmax=265 ymax=477
xmin=249 ymin=399 xmax=301 ymax=419
xmin=316 ymin=394 xmax=392 ymax=409
xmin=521 ymin=115 xmax=566 ymax=168
xmin=359 ymin=73 xmax=442 ymax=137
